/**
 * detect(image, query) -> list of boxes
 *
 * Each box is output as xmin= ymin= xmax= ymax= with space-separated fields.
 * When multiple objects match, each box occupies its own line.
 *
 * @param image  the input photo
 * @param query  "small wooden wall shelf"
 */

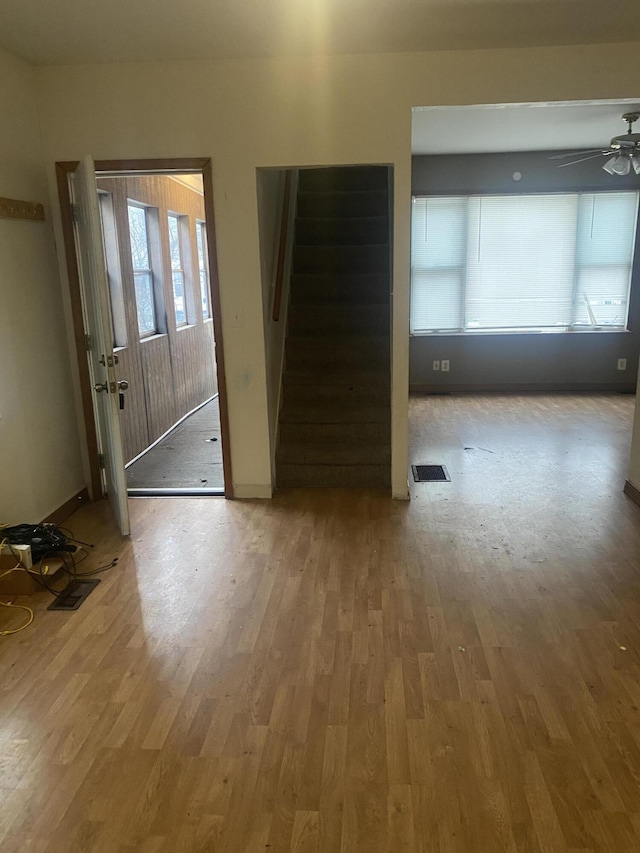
xmin=0 ymin=196 xmax=45 ymax=222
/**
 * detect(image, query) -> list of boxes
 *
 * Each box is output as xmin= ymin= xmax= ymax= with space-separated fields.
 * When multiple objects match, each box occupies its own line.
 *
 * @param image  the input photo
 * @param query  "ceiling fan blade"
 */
xmin=557 ymin=152 xmax=608 ymax=167
xmin=549 ymin=149 xmax=605 ymax=160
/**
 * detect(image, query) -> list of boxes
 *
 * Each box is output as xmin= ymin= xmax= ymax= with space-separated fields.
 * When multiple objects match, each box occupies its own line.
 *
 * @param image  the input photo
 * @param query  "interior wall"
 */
xmin=35 ymin=42 xmax=640 ymax=499
xmin=410 ymin=150 xmax=640 ymax=390
xmin=94 ymin=174 xmax=217 ymax=464
xmin=256 ymin=168 xmax=298 ymax=482
xmin=630 ymin=364 xmax=640 ymax=490
xmin=0 ymin=48 xmax=84 ymax=524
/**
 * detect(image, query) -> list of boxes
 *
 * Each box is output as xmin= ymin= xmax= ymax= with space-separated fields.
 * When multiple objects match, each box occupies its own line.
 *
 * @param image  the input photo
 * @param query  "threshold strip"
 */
xmin=128 ymin=488 xmax=224 ymax=497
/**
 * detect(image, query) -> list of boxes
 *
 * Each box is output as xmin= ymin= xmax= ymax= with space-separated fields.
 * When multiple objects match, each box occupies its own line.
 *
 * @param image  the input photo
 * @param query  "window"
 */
xmin=127 ymin=202 xmax=157 ymax=337
xmin=99 ymin=192 xmax=127 ymax=347
xmin=167 ymin=213 xmax=187 ymax=326
xmin=411 ymin=191 xmax=639 ymax=334
xmin=196 ymin=220 xmax=211 ymax=319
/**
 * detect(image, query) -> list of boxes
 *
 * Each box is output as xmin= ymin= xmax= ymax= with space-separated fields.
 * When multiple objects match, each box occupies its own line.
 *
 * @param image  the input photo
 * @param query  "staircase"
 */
xmin=276 ymin=165 xmax=391 ymax=489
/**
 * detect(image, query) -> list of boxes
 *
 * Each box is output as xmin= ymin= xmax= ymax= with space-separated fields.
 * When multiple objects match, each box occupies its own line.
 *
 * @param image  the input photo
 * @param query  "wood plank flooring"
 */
xmin=1 ymin=393 xmax=640 ymax=852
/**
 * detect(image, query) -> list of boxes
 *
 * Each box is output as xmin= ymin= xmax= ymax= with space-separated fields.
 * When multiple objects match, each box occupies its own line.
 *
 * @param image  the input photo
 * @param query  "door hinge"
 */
xmin=85 ymin=333 xmax=92 ymax=352
xmin=98 ymin=453 xmax=106 ymax=469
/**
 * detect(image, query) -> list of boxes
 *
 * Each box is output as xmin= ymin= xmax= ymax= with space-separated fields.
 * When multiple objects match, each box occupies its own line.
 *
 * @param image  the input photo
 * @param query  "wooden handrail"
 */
xmin=272 ymin=170 xmax=293 ymax=322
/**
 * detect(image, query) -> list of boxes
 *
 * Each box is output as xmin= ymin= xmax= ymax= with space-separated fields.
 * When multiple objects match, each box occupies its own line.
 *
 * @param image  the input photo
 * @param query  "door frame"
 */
xmin=56 ymin=157 xmax=234 ymax=499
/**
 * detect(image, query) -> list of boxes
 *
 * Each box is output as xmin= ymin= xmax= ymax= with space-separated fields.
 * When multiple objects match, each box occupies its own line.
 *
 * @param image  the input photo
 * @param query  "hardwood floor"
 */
xmin=1 ymin=393 xmax=640 ymax=852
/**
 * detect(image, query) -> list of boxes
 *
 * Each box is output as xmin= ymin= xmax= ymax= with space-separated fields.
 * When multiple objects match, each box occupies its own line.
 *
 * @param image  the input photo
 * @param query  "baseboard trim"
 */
xmin=43 ymin=488 xmax=90 ymax=525
xmin=624 ymin=480 xmax=640 ymax=509
xmin=232 ymin=484 xmax=273 ymax=500
xmin=410 ymin=383 xmax=637 ymax=395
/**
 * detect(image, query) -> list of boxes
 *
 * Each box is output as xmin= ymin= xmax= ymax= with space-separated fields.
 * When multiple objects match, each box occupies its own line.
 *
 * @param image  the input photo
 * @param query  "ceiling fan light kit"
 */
xmin=602 ymin=152 xmax=640 ymax=176
xmin=551 ymin=111 xmax=640 ymax=176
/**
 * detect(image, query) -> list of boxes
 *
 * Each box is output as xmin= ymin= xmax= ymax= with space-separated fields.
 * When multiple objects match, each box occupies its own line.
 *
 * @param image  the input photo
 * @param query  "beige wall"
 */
xmin=0 ymin=48 xmax=84 ymax=524
xmin=630 ymin=364 xmax=640 ymax=489
xmin=35 ymin=43 xmax=640 ymax=498
xmin=257 ymin=168 xmax=298 ymax=483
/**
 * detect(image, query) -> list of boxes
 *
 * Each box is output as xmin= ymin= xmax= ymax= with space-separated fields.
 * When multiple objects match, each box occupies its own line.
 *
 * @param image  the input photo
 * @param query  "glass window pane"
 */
xmin=577 ymin=193 xmax=638 ymax=266
xmin=574 ymin=266 xmax=631 ymax=327
xmin=411 ymin=197 xmax=466 ymax=332
xmin=412 ymin=197 xmax=466 ymax=269
xmin=172 ymin=270 xmax=186 ymax=325
xmin=100 ymin=193 xmax=128 ymax=348
xmin=134 ymin=272 xmax=156 ymax=335
xmin=465 ymin=195 xmax=577 ymax=329
xmin=196 ymin=222 xmax=205 ymax=268
xmin=168 ymin=214 xmax=181 ymax=270
xmin=197 ymin=222 xmax=210 ymax=319
xmin=127 ymin=204 xmax=150 ymax=269
xmin=200 ymin=269 xmax=210 ymax=318
xmin=575 ymin=192 xmax=637 ymax=328
xmin=411 ymin=269 xmax=464 ymax=332
xmin=128 ymin=202 xmax=156 ymax=337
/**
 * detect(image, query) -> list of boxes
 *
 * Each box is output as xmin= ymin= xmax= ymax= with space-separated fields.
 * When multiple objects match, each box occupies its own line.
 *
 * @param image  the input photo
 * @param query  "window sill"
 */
xmin=177 ymin=323 xmax=197 ymax=332
xmin=140 ymin=332 xmax=168 ymax=344
xmin=411 ymin=327 xmax=632 ymax=338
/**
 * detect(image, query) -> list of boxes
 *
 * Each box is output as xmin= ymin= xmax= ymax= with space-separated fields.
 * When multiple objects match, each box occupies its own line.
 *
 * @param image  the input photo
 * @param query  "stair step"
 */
xmin=297 ymin=190 xmax=388 ymax=219
xmin=298 ymin=166 xmax=388 ymax=192
xmin=283 ymin=368 xmax=390 ymax=387
xmin=291 ymin=273 xmax=390 ymax=306
xmin=286 ymin=336 xmax=389 ymax=371
xmin=279 ymin=421 xmax=390 ymax=445
xmin=294 ymin=244 xmax=390 ymax=275
xmin=280 ymin=399 xmax=390 ymax=424
xmin=277 ymin=463 xmax=390 ymax=489
xmin=276 ymin=440 xmax=391 ymax=466
xmin=282 ymin=379 xmax=390 ymax=406
xmin=295 ymin=216 xmax=389 ymax=246
xmin=288 ymin=303 xmax=390 ymax=336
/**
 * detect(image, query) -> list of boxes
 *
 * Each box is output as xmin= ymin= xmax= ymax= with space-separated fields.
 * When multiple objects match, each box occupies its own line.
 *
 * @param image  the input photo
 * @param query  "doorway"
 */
xmin=96 ymin=171 xmax=223 ymax=494
xmin=56 ymin=158 xmax=232 ymax=514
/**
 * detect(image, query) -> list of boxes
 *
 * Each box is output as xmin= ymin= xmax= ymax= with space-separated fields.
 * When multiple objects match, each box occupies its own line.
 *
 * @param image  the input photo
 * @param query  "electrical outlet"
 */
xmin=432 ymin=360 xmax=440 ymax=371
xmin=441 ymin=360 xmax=450 ymax=372
xmin=618 ymin=358 xmax=627 ymax=371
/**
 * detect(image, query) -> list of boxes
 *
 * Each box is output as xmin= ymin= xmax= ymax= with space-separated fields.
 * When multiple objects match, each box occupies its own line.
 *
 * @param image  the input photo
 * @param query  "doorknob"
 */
xmin=94 ymin=382 xmax=108 ymax=393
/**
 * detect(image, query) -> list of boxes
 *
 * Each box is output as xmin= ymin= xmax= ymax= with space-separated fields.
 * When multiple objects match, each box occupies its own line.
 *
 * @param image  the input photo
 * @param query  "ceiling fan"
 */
xmin=550 ymin=112 xmax=640 ymax=175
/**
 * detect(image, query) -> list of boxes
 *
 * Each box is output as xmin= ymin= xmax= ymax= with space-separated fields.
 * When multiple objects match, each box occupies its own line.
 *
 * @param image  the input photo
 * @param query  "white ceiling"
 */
xmin=0 ymin=0 xmax=639 ymax=66
xmin=411 ymin=101 xmax=640 ymax=155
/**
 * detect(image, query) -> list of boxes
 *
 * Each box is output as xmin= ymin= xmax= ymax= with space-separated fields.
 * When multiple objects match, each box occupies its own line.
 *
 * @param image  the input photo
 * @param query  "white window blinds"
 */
xmin=411 ymin=191 xmax=639 ymax=334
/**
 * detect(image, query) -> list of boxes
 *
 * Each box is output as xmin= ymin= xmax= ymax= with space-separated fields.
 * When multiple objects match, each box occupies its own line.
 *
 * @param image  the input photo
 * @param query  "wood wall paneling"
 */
xmin=173 ymin=323 xmax=217 ymax=416
xmin=114 ymin=346 xmax=148 ymax=461
xmin=140 ymin=335 xmax=179 ymax=441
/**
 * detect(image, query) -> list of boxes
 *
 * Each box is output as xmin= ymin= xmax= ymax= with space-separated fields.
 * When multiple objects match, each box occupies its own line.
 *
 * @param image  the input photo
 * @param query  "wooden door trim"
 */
xmin=55 ymin=157 xmax=234 ymax=499
xmin=200 ymin=161 xmax=233 ymax=496
xmin=56 ymin=161 xmax=103 ymax=499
